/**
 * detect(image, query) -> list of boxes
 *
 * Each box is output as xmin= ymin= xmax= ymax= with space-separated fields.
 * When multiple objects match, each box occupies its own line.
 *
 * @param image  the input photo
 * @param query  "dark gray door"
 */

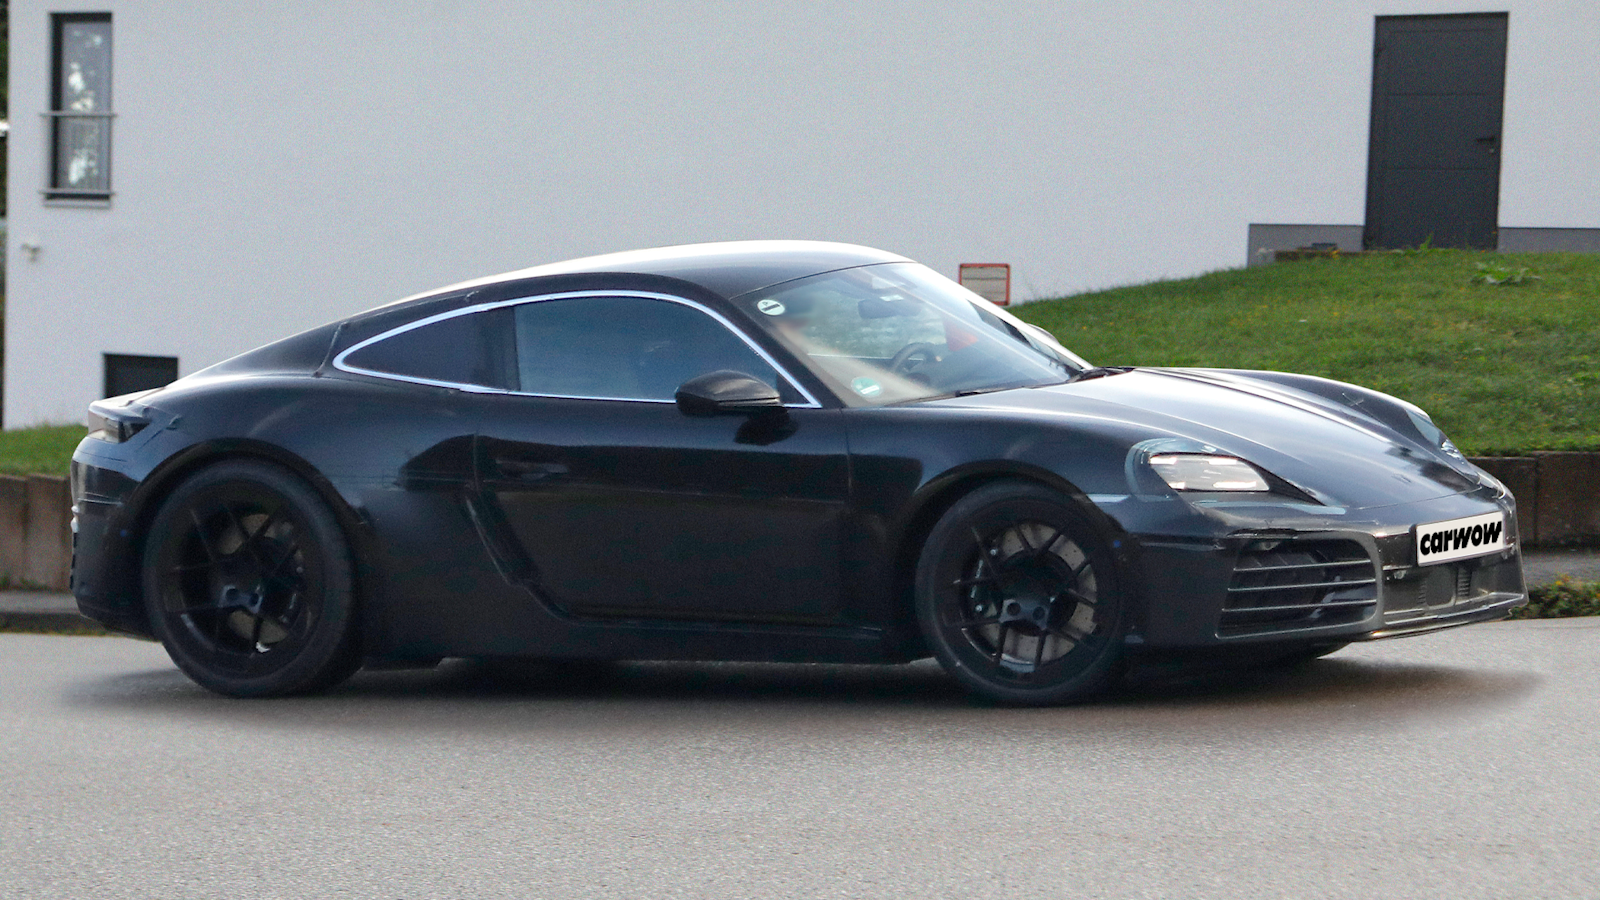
xmin=478 ymin=400 xmax=851 ymax=624
xmin=472 ymin=293 xmax=852 ymax=625
xmin=1364 ymin=14 xmax=1507 ymax=250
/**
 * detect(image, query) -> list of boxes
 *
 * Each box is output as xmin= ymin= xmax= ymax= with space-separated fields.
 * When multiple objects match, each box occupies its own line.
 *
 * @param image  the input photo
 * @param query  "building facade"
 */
xmin=6 ymin=1 xmax=1599 ymax=426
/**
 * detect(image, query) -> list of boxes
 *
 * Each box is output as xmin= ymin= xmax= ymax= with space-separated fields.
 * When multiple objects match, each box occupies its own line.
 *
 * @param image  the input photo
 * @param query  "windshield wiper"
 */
xmin=903 ymin=382 xmax=1039 ymax=404
xmin=1072 ymin=366 xmax=1134 ymax=383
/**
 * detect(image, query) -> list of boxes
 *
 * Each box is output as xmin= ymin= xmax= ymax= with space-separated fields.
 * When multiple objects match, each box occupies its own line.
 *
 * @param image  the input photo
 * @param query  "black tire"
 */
xmin=915 ymin=481 xmax=1126 ymax=706
xmin=142 ymin=459 xmax=361 ymax=697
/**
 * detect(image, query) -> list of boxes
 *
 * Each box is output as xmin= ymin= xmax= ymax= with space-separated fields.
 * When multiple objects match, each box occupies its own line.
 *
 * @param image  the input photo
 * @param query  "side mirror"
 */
xmin=675 ymin=370 xmax=784 ymax=417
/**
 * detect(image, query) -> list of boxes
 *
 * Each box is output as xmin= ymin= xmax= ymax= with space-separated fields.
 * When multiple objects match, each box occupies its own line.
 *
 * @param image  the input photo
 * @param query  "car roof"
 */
xmin=383 ymin=240 xmax=913 ymax=308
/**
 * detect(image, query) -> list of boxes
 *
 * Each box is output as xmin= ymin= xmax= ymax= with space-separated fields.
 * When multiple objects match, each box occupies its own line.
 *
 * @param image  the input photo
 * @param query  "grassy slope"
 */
xmin=0 ymin=424 xmax=85 ymax=478
xmin=1014 ymin=251 xmax=1600 ymax=456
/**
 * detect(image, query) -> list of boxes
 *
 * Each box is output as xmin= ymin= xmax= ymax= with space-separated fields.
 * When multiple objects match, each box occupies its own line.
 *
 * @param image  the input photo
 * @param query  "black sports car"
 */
xmin=70 ymin=241 xmax=1526 ymax=703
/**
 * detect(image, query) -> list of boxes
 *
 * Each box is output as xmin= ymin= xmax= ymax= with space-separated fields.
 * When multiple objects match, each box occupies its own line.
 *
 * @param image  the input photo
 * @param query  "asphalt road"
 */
xmin=4 ymin=623 xmax=1598 ymax=899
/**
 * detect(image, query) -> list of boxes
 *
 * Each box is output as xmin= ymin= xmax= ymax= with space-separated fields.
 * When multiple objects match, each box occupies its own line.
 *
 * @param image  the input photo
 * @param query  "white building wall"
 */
xmin=6 ymin=0 xmax=1598 ymax=426
xmin=1497 ymin=3 xmax=1600 ymax=228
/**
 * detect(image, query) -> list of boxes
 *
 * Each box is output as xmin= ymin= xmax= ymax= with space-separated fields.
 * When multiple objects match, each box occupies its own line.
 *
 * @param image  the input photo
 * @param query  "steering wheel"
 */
xmin=888 ymin=342 xmax=941 ymax=375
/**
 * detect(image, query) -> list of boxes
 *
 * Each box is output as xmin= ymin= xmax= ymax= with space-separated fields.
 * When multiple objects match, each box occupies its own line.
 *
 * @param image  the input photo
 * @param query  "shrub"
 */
xmin=1510 ymin=576 xmax=1600 ymax=619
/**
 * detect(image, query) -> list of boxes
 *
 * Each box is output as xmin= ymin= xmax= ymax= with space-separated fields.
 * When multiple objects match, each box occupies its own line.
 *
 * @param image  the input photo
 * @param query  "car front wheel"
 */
xmin=915 ymin=481 xmax=1125 ymax=705
xmin=142 ymin=459 xmax=361 ymax=697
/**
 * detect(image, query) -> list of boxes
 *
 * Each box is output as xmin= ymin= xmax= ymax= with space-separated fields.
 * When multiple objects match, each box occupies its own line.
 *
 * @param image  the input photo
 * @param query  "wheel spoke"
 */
xmin=991 ymin=623 xmax=1008 ymax=663
xmin=970 ymin=527 xmax=995 ymax=566
xmin=275 ymin=593 xmax=306 ymax=635
xmin=1033 ymin=526 xmax=1066 ymax=558
xmin=188 ymin=509 xmax=221 ymax=565
xmin=1067 ymin=558 xmax=1091 ymax=586
xmin=250 ymin=613 xmax=265 ymax=648
xmin=1011 ymin=525 xmax=1035 ymax=554
xmin=220 ymin=503 xmax=253 ymax=559
xmin=964 ymin=528 xmax=998 ymax=602
xmin=263 ymin=539 xmax=302 ymax=581
xmin=240 ymin=504 xmax=286 ymax=556
xmin=1032 ymin=628 xmax=1048 ymax=669
xmin=1059 ymin=588 xmax=1097 ymax=608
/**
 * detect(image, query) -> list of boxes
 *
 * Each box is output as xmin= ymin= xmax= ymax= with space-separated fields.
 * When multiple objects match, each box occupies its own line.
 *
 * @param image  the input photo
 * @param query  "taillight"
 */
xmin=86 ymin=397 xmax=152 ymax=444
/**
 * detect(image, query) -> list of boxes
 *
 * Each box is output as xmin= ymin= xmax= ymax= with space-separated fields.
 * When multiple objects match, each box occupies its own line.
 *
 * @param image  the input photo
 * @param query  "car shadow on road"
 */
xmin=65 ymin=651 xmax=1541 ymax=735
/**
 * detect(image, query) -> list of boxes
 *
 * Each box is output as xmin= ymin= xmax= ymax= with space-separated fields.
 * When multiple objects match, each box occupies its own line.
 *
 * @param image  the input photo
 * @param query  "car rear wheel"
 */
xmin=915 ymin=481 xmax=1125 ymax=706
xmin=143 ymin=460 xmax=361 ymax=697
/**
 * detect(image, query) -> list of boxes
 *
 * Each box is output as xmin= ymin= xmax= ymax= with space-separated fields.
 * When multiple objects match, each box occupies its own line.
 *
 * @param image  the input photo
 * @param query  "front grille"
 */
xmin=1385 ymin=559 xmax=1496 ymax=612
xmin=1220 ymin=538 xmax=1379 ymax=636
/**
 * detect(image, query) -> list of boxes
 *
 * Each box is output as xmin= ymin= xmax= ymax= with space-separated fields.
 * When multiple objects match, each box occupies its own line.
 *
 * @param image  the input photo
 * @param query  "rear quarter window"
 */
xmin=340 ymin=307 xmax=517 ymax=390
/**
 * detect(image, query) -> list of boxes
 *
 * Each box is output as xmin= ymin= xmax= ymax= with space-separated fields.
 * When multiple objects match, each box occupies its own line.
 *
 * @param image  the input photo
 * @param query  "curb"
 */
xmin=0 ymin=611 xmax=109 ymax=634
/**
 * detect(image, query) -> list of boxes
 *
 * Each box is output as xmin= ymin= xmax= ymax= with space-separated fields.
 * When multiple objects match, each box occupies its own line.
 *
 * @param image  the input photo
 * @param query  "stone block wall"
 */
xmin=1471 ymin=454 xmax=1600 ymax=546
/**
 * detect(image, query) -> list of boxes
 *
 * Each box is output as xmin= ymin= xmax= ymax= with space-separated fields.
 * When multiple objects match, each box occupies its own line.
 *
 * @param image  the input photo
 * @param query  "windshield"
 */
xmin=735 ymin=262 xmax=1087 ymax=406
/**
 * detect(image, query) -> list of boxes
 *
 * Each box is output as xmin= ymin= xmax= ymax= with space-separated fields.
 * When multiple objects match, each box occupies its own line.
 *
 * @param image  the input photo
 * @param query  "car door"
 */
xmin=473 ymin=290 xmax=853 ymax=624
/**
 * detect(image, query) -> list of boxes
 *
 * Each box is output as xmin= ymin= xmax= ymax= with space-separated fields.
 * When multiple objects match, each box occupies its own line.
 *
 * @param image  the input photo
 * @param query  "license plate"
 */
xmin=1415 ymin=512 xmax=1507 ymax=566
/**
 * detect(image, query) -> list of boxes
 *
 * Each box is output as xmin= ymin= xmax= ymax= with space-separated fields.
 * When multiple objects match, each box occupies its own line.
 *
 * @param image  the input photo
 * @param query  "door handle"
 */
xmin=494 ymin=459 xmax=569 ymax=480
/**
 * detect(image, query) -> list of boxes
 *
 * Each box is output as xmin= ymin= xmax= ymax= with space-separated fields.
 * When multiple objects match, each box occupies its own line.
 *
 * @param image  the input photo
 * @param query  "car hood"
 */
xmin=931 ymin=368 xmax=1482 ymax=511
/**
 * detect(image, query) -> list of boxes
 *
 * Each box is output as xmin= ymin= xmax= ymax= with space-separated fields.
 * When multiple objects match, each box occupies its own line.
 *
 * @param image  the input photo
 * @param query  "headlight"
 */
xmin=1148 ymin=454 xmax=1270 ymax=492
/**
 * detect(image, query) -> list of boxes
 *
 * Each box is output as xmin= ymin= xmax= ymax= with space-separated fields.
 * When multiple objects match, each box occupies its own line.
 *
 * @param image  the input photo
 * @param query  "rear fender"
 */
xmin=107 ymin=439 xmax=381 ymax=645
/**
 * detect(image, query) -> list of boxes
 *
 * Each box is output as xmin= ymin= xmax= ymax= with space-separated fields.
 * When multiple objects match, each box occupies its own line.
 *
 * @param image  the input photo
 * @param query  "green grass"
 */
xmin=1014 ymin=250 xmax=1600 ymax=456
xmin=0 ymin=424 xmax=86 ymax=478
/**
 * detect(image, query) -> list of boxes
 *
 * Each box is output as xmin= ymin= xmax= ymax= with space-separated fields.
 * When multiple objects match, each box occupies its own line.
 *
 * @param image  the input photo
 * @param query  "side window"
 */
xmin=341 ymin=307 xmax=517 ymax=390
xmin=512 ymin=296 xmax=795 ymax=402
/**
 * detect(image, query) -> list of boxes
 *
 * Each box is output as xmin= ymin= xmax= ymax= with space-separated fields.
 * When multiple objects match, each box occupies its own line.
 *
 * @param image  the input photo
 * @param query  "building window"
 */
xmin=47 ymin=13 xmax=114 ymax=201
xmin=103 ymin=354 xmax=177 ymax=399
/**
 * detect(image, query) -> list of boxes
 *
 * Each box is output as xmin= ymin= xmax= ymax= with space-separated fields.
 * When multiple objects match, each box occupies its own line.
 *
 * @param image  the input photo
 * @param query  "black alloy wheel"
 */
xmin=143 ymin=460 xmax=361 ymax=697
xmin=915 ymin=481 xmax=1125 ymax=705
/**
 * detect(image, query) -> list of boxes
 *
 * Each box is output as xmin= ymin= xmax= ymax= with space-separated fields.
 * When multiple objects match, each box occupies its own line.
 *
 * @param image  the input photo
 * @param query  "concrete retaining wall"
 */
xmin=1473 ymin=454 xmax=1600 ymax=547
xmin=0 ymin=458 xmax=1592 ymax=592
xmin=0 ymin=475 xmax=72 ymax=591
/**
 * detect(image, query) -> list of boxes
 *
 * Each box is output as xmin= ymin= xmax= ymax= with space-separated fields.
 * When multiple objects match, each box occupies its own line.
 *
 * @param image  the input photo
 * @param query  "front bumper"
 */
xmin=1126 ymin=490 xmax=1527 ymax=649
xmin=69 ymin=455 xmax=152 ymax=638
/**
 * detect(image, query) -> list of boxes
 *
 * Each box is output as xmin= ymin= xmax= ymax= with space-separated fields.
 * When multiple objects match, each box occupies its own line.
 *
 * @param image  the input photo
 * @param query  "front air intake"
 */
xmin=1220 ymin=538 xmax=1379 ymax=637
